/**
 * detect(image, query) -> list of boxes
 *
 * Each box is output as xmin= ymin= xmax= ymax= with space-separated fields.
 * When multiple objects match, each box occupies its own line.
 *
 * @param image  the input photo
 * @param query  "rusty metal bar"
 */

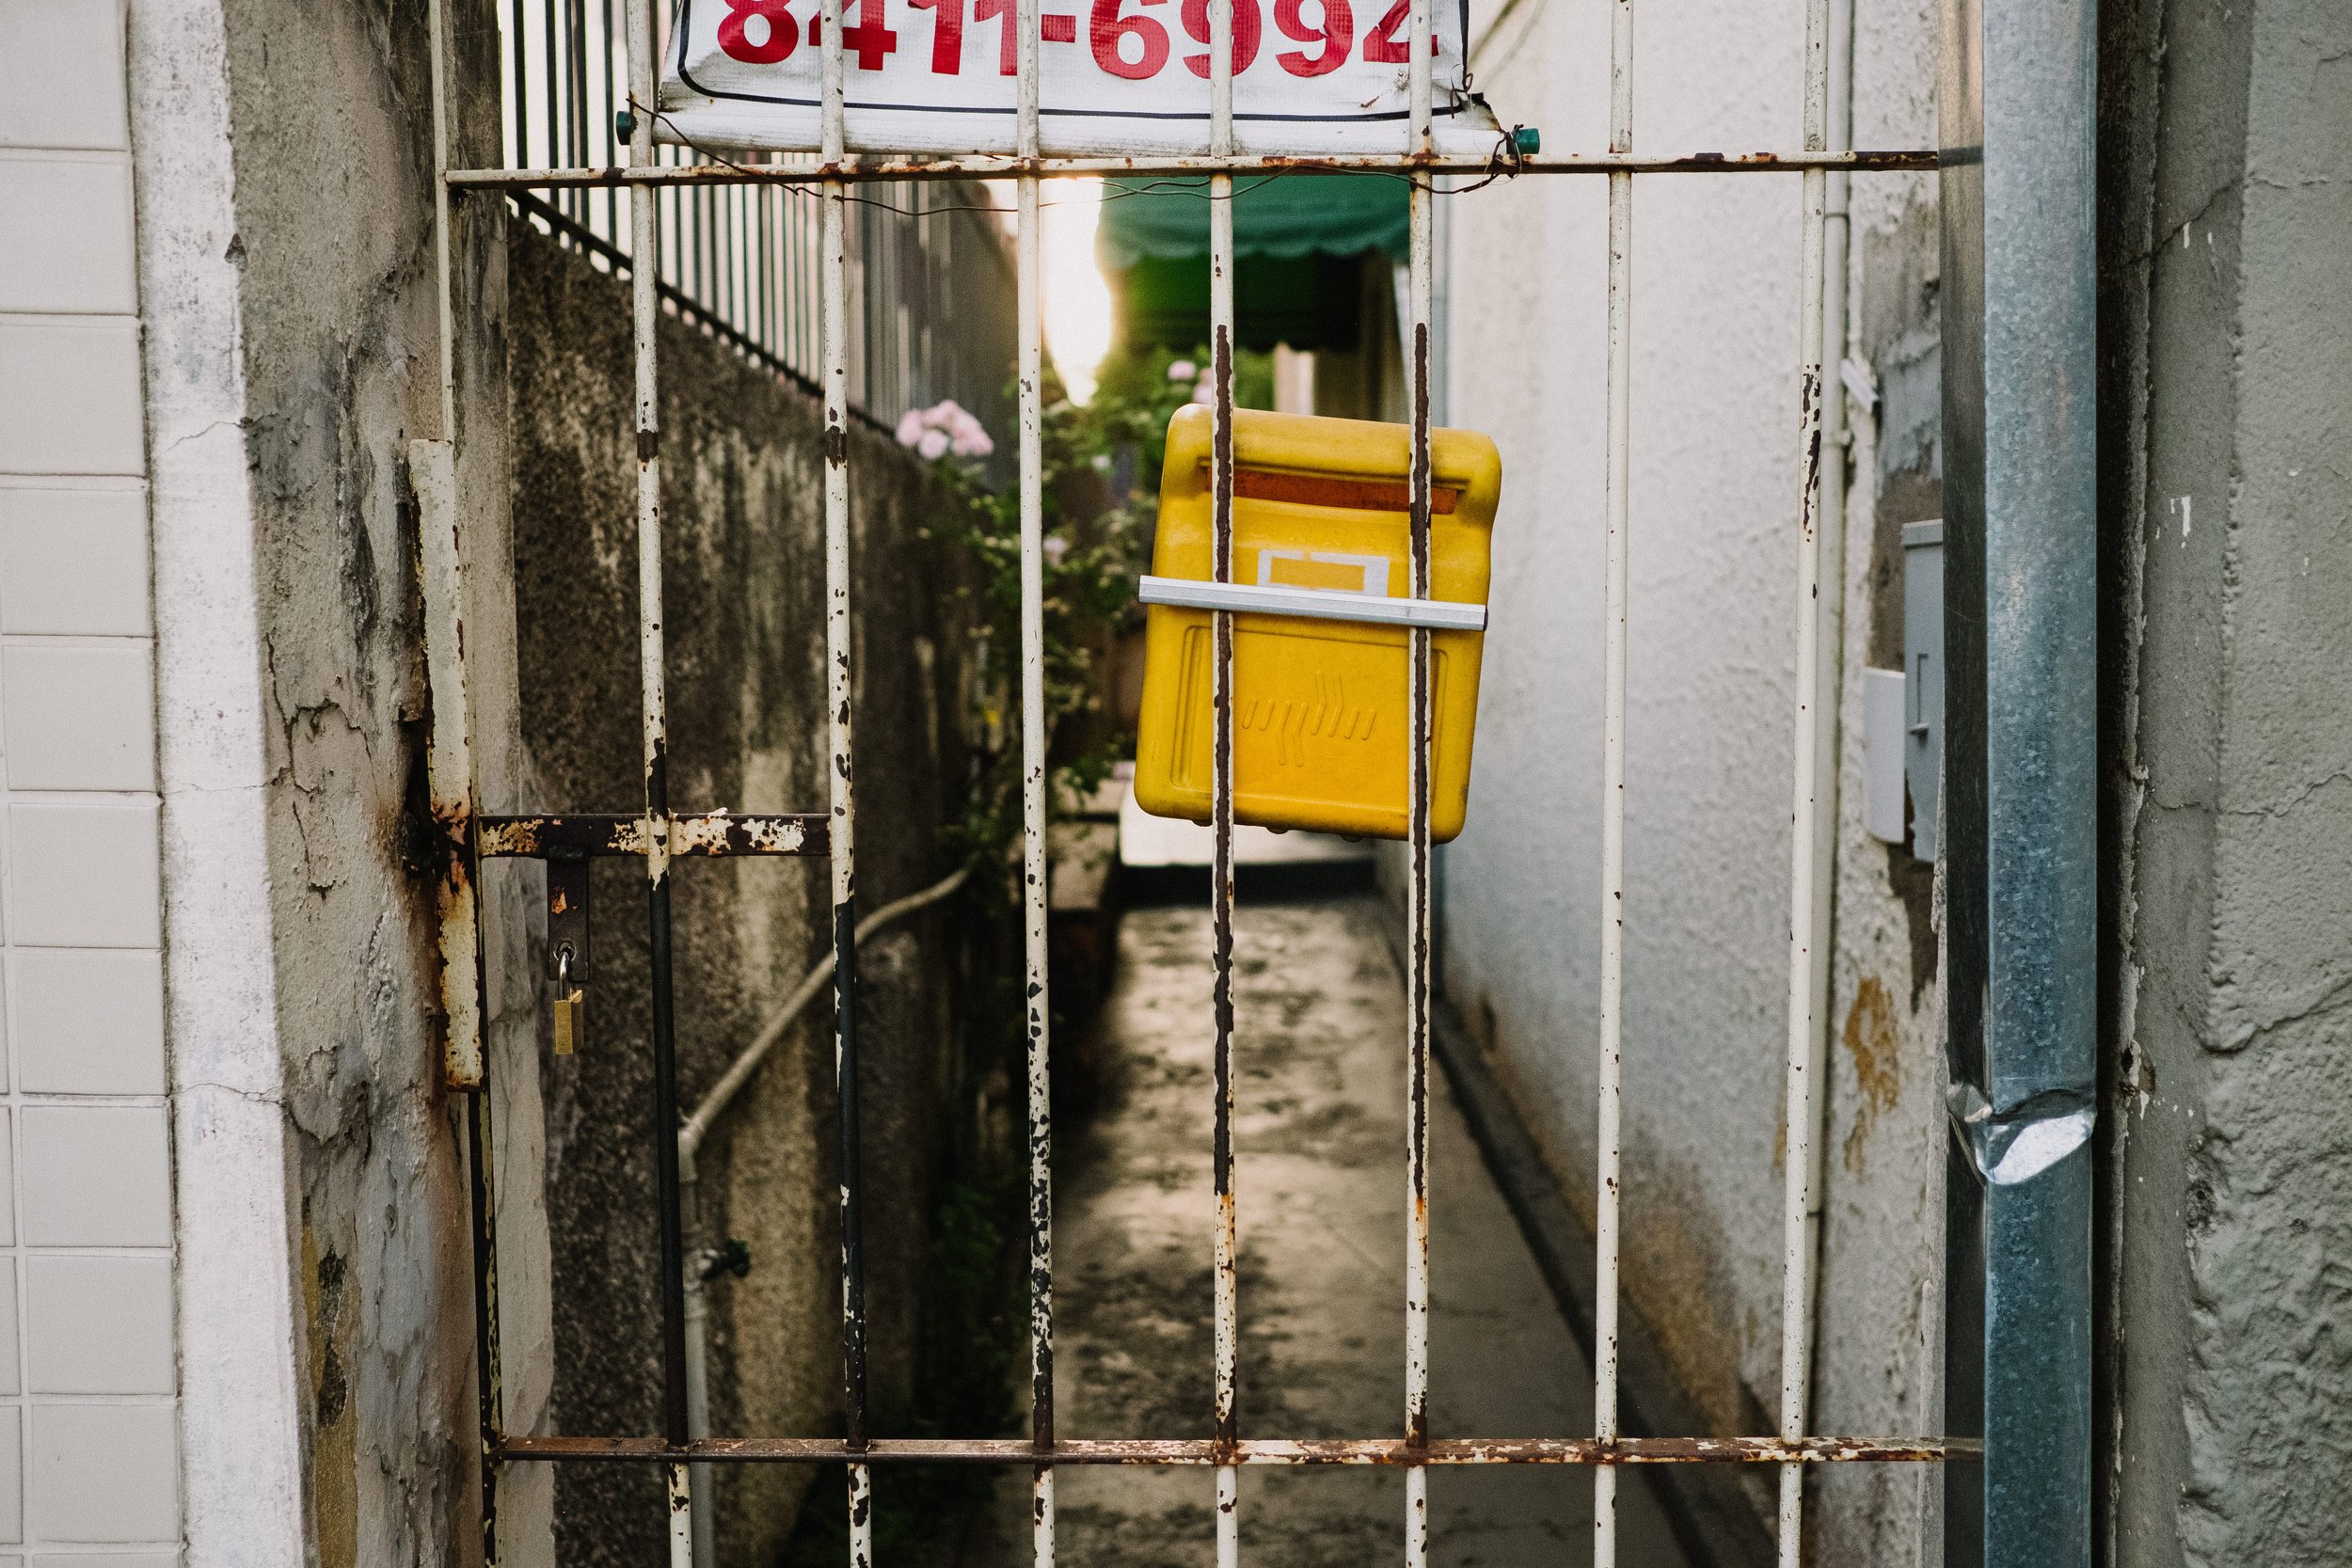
xmin=427 ymin=448 xmax=503 ymax=1568
xmin=1206 ymin=0 xmax=1240 ymax=1553
xmin=475 ymin=814 xmax=828 ymax=858
xmin=501 ymin=1434 xmax=1968 ymax=1465
xmin=816 ymin=2 xmax=874 ymax=1561
xmin=416 ymin=444 xmax=483 ymax=1080
xmin=622 ymin=5 xmax=696 ymax=1562
xmin=425 ymin=1 xmax=507 ymax=1560
xmin=1775 ymin=0 xmax=1834 ymax=1562
xmin=1402 ymin=0 xmax=1435 ymax=1556
xmin=1013 ymin=0 xmax=1054 ymax=1553
xmin=446 ymin=150 xmax=1939 ymax=189
xmin=1792 ymin=1 xmax=1859 ymax=1540
xmin=1594 ymin=3 xmax=1634 ymax=1564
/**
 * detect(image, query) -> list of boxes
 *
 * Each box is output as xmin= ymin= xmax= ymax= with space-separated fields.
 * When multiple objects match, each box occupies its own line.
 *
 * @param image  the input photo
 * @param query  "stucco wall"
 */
xmin=505 ymin=227 xmax=982 ymax=1567
xmin=2103 ymin=0 xmax=2352 ymax=1562
xmin=1438 ymin=0 xmax=1944 ymax=1556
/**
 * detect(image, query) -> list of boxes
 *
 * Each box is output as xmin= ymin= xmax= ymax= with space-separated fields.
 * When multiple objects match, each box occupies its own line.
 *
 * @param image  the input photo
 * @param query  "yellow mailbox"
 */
xmin=1132 ymin=406 xmax=1502 ymax=843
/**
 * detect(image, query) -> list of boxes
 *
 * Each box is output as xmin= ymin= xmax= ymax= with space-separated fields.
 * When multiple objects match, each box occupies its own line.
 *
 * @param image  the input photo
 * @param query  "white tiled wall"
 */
xmin=0 ymin=0 xmax=181 ymax=1558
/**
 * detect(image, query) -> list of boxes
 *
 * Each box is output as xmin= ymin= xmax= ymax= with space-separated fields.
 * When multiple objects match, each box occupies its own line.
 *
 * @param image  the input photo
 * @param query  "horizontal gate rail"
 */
xmin=500 ymin=1435 xmax=1976 ymax=1465
xmin=450 ymin=149 xmax=1936 ymax=187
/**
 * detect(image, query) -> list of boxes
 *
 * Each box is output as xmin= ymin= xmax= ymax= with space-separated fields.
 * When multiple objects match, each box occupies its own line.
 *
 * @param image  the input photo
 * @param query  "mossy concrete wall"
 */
xmin=506 ymin=226 xmax=984 ymax=1567
xmin=2102 ymin=1 xmax=2352 ymax=1561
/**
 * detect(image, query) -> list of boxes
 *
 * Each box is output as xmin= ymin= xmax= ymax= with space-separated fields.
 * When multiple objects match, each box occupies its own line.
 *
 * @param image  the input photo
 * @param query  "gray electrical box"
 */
xmin=1902 ymin=520 xmax=1943 ymax=861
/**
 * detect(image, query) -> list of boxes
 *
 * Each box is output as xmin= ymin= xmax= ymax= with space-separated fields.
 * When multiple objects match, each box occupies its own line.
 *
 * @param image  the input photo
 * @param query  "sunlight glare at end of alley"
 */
xmin=1040 ymin=178 xmax=1113 ymax=405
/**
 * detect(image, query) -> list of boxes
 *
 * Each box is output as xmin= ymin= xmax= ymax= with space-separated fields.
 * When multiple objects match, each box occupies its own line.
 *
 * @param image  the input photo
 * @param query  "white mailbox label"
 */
xmin=656 ymin=0 xmax=1499 ymax=155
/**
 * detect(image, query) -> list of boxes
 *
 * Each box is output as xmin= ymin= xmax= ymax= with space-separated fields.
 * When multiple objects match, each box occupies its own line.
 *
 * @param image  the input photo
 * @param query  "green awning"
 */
xmin=1098 ymin=175 xmax=1406 ymax=354
xmin=1096 ymin=174 xmax=1410 ymax=268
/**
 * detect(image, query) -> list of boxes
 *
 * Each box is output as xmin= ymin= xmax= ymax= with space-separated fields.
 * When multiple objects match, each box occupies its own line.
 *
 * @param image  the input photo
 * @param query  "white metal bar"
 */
xmin=624 ymin=2 xmax=695 ymax=1561
xmin=1208 ymin=0 xmax=1238 ymax=1556
xmin=1016 ymin=0 xmax=1053 ymax=1547
xmin=817 ymin=0 xmax=872 ymax=1559
xmin=430 ymin=0 xmax=459 ymax=448
xmin=621 ymin=3 xmax=691 ymax=1560
xmin=1595 ymin=1 xmax=1633 ymax=1564
xmin=1137 ymin=578 xmax=1487 ymax=631
xmin=1776 ymin=0 xmax=1834 ymax=1553
xmin=1404 ymin=0 xmax=1435 ymax=1554
xmin=1795 ymin=0 xmax=1858 ymax=1551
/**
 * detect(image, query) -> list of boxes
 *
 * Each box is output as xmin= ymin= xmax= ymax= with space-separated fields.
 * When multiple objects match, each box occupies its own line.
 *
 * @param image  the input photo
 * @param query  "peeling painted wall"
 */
xmin=2102 ymin=0 xmax=2352 ymax=1562
xmin=504 ymin=227 xmax=981 ymax=1567
xmin=133 ymin=1 xmax=530 ymax=1565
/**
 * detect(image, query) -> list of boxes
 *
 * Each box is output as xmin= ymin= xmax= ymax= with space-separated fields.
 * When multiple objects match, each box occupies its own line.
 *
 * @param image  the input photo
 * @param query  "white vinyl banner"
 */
xmin=656 ymin=0 xmax=1500 ymax=156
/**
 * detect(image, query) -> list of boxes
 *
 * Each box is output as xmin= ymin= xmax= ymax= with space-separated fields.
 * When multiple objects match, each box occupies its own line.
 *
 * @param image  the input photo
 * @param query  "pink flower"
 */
xmin=944 ymin=410 xmax=987 ymax=457
xmin=1168 ymin=359 xmax=1198 ymax=382
xmin=895 ymin=408 xmax=927 ymax=447
xmin=917 ymin=428 xmax=950 ymax=460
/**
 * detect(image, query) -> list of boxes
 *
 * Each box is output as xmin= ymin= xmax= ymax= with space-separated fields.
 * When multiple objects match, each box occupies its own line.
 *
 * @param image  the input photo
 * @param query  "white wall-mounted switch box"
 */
xmin=1864 ymin=667 xmax=1910 ymax=844
xmin=1902 ymin=520 xmax=1944 ymax=862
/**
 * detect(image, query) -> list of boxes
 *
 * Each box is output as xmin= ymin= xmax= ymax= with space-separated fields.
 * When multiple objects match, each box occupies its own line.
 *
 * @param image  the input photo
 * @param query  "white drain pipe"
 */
xmin=1793 ymin=0 xmax=1858 ymax=1528
xmin=675 ymin=865 xmax=969 ymax=1568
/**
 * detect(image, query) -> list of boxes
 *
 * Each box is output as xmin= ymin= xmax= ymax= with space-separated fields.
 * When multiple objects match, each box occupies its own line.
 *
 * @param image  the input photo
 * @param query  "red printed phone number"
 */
xmin=717 ymin=0 xmax=1429 ymax=79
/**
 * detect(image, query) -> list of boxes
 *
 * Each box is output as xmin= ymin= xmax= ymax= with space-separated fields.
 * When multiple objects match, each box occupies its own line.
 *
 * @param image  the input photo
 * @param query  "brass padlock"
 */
xmin=552 ymin=946 xmax=583 ymax=1056
xmin=548 ymin=853 xmax=590 ymax=1056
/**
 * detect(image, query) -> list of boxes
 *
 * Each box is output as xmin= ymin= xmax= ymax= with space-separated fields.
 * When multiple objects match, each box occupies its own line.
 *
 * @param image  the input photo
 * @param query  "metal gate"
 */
xmin=416 ymin=0 xmax=1953 ymax=1562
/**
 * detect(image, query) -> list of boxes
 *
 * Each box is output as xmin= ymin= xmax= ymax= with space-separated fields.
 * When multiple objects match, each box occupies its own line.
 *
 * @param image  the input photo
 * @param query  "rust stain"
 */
xmin=1841 ymin=976 xmax=1902 ymax=1174
xmin=476 ymin=813 xmax=824 ymax=858
xmin=300 ymin=1226 xmax=358 ymax=1568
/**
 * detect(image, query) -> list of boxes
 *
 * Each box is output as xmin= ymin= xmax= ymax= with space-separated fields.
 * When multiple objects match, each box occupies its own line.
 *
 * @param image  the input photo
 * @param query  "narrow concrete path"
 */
xmin=966 ymin=891 xmax=1690 ymax=1567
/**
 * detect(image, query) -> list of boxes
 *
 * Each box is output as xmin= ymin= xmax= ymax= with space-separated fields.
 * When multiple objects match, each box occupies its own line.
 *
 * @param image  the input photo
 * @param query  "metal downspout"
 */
xmin=1938 ymin=0 xmax=2098 ymax=1562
